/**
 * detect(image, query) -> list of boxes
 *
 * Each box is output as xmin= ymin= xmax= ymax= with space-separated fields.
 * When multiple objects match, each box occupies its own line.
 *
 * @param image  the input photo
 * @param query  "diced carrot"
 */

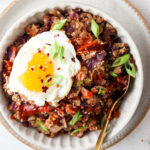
xmin=77 ymin=40 xmax=97 ymax=54
xmin=81 ymin=88 xmax=93 ymax=98
xmin=68 ymin=39 xmax=71 ymax=43
xmin=65 ymin=105 xmax=76 ymax=114
xmin=32 ymin=32 xmax=37 ymax=37
xmin=50 ymin=23 xmax=54 ymax=30
xmin=49 ymin=113 xmax=60 ymax=122
xmin=38 ymin=106 xmax=50 ymax=113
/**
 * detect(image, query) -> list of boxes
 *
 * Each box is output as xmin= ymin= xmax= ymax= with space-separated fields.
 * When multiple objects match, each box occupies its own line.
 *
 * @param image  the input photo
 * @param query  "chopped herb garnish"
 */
xmin=71 ymin=127 xmax=88 ymax=134
xmin=91 ymin=19 xmax=100 ymax=38
xmin=60 ymin=46 xmax=64 ymax=62
xmin=36 ymin=120 xmax=48 ymax=132
xmin=50 ymin=40 xmax=65 ymax=62
xmin=125 ymin=61 xmax=136 ymax=78
xmin=112 ymin=54 xmax=130 ymax=67
xmin=51 ymin=19 xmax=67 ymax=31
xmin=43 ymin=75 xmax=63 ymax=86
xmin=98 ymin=88 xmax=106 ymax=95
xmin=100 ymin=113 xmax=107 ymax=129
xmin=69 ymin=111 xmax=83 ymax=126
xmin=109 ymin=71 xmax=118 ymax=77
xmin=50 ymin=40 xmax=59 ymax=60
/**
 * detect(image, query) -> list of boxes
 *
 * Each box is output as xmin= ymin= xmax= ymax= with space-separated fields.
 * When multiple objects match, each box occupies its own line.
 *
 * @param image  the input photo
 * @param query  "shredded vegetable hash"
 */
xmin=2 ymin=8 xmax=136 ymax=137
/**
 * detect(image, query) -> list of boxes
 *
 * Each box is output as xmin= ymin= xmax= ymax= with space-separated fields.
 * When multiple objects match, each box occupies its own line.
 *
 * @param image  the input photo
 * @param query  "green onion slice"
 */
xmin=125 ymin=61 xmax=136 ymax=78
xmin=112 ymin=54 xmax=130 ymax=67
xmin=51 ymin=19 xmax=67 ymax=31
xmin=91 ymin=19 xmax=100 ymax=38
xmin=60 ymin=46 xmax=64 ymax=62
xmin=98 ymin=88 xmax=106 ymax=95
xmin=109 ymin=71 xmax=118 ymax=77
xmin=43 ymin=75 xmax=63 ymax=86
xmin=71 ymin=127 xmax=88 ymax=134
xmin=100 ymin=113 xmax=107 ymax=129
xmin=69 ymin=111 xmax=83 ymax=126
xmin=50 ymin=40 xmax=60 ymax=60
xmin=36 ymin=121 xmax=49 ymax=132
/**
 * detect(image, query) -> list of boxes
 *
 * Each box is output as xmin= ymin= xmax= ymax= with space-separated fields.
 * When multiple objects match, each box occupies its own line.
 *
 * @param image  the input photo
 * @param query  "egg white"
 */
xmin=8 ymin=31 xmax=81 ymax=106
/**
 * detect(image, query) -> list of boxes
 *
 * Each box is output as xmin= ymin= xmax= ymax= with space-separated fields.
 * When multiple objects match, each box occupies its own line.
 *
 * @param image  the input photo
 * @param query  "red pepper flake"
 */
xmin=42 ymin=86 xmax=48 ymax=93
xmin=54 ymin=34 xmax=60 ymax=38
xmin=31 ymin=67 xmax=34 ymax=71
xmin=56 ymin=84 xmax=59 ymax=88
xmin=62 ymin=103 xmax=66 ymax=107
xmin=47 ymin=53 xmax=50 ymax=57
xmin=41 ymin=79 xmax=43 ymax=83
xmin=45 ymin=43 xmax=51 ymax=46
xmin=57 ymin=67 xmax=61 ymax=70
xmin=45 ymin=74 xmax=52 ymax=82
xmin=37 ymin=48 xmax=41 ymax=53
xmin=38 ymin=65 xmax=43 ymax=69
xmin=71 ymin=57 xmax=75 ymax=63
xmin=46 ymin=74 xmax=51 ymax=78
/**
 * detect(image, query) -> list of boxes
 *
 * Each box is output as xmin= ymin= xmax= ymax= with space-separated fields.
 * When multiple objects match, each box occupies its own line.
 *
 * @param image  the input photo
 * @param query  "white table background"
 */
xmin=0 ymin=0 xmax=150 ymax=150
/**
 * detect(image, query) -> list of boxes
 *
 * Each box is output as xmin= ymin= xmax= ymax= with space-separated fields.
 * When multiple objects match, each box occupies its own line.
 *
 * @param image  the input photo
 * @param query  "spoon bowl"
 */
xmin=94 ymin=76 xmax=130 ymax=150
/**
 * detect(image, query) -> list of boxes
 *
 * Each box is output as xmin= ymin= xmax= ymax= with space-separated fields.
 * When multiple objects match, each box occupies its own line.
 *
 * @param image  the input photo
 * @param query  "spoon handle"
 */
xmin=94 ymin=99 xmax=119 ymax=150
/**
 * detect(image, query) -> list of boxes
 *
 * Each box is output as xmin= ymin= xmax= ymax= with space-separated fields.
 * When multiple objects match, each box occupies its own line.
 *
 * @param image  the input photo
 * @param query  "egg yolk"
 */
xmin=19 ymin=52 xmax=54 ymax=92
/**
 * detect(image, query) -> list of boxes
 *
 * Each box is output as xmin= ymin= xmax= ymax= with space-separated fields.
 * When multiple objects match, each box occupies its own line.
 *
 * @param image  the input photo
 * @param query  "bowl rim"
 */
xmin=0 ymin=1 xmax=145 ymax=150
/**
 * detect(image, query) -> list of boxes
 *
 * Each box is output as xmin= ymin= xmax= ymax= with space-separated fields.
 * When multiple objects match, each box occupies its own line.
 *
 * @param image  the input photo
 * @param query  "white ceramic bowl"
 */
xmin=0 ymin=1 xmax=143 ymax=150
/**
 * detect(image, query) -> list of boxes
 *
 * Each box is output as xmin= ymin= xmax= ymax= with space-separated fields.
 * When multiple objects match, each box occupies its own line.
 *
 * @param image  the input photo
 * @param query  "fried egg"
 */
xmin=8 ymin=31 xmax=81 ymax=106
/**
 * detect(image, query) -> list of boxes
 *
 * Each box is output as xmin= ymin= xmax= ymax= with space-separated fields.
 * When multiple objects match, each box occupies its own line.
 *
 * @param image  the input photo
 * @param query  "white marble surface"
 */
xmin=0 ymin=0 xmax=150 ymax=150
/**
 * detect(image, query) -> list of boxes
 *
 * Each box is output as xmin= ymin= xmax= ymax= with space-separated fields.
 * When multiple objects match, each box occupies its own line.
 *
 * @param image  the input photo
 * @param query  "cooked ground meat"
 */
xmin=2 ymin=8 xmax=134 ymax=138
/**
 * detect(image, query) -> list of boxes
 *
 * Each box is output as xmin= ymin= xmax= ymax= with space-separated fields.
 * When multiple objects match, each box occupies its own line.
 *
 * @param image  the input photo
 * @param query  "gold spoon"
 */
xmin=94 ymin=76 xmax=130 ymax=150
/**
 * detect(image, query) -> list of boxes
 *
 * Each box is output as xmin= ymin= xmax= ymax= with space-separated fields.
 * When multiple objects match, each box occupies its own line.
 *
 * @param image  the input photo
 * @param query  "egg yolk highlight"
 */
xmin=19 ymin=52 xmax=54 ymax=92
